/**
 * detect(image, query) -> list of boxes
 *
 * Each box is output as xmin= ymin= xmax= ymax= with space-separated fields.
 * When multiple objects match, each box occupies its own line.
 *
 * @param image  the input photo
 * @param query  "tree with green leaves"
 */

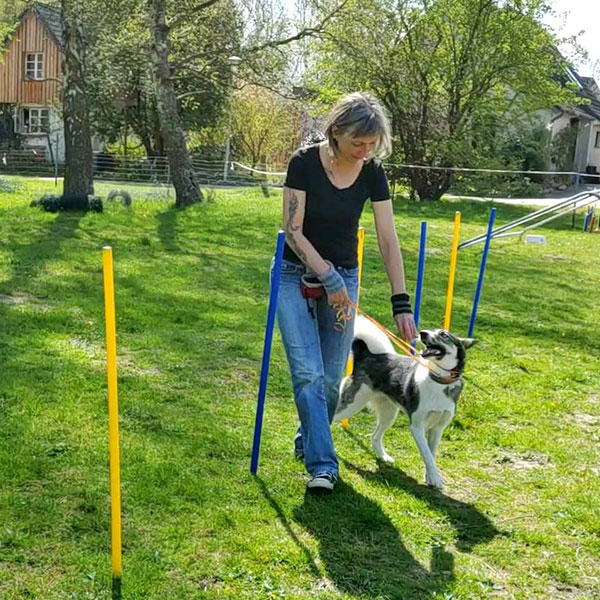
xmin=84 ymin=2 xmax=162 ymax=157
xmin=0 ymin=0 xmax=29 ymax=39
xmin=143 ymin=0 xmax=348 ymax=207
xmin=232 ymin=85 xmax=303 ymax=168
xmin=309 ymin=0 xmax=581 ymax=200
xmin=86 ymin=0 xmax=240 ymax=159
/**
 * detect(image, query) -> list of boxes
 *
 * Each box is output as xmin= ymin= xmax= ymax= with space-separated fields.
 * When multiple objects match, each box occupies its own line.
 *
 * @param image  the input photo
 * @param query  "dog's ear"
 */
xmin=460 ymin=337 xmax=479 ymax=349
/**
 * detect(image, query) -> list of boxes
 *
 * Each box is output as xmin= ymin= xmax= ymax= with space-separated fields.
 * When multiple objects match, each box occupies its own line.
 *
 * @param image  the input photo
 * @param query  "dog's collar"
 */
xmin=428 ymin=368 xmax=462 ymax=384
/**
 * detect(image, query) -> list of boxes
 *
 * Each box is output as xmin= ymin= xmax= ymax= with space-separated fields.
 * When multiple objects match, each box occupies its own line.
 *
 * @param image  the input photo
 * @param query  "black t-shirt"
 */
xmin=283 ymin=145 xmax=390 ymax=268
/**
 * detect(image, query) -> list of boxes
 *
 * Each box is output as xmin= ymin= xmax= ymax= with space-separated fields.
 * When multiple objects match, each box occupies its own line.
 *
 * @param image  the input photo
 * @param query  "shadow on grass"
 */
xmin=293 ymin=480 xmax=455 ymax=599
xmin=0 ymin=206 xmax=85 ymax=366
xmin=255 ymin=477 xmax=321 ymax=577
xmin=345 ymin=459 xmax=500 ymax=553
xmin=340 ymin=431 xmax=500 ymax=550
xmin=276 ymin=428 xmax=501 ymax=599
xmin=0 ymin=207 xmax=86 ymax=411
xmin=0 ymin=210 xmax=84 ymax=291
xmin=156 ymin=204 xmax=182 ymax=253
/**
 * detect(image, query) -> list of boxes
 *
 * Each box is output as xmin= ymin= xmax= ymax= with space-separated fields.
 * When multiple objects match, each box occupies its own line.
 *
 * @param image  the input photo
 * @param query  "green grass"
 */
xmin=1 ymin=175 xmax=599 ymax=599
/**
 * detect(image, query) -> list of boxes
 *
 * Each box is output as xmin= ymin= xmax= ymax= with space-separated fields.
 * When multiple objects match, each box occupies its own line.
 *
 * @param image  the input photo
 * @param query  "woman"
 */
xmin=275 ymin=92 xmax=417 ymax=493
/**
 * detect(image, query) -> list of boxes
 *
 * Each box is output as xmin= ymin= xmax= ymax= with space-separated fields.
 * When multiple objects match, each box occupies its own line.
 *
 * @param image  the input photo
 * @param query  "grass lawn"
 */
xmin=0 ymin=175 xmax=599 ymax=599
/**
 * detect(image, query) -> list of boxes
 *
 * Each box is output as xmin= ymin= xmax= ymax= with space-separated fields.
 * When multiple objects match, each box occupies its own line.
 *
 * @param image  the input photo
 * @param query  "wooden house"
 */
xmin=0 ymin=3 xmax=64 ymax=162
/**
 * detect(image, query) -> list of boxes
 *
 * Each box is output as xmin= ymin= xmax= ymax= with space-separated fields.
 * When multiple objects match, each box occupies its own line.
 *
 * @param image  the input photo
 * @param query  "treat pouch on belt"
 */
xmin=300 ymin=275 xmax=326 ymax=299
xmin=300 ymin=271 xmax=352 ymax=332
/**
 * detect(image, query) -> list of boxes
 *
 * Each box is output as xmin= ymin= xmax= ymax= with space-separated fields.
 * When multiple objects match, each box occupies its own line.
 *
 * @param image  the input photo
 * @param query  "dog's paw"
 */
xmin=377 ymin=452 xmax=395 ymax=464
xmin=425 ymin=469 xmax=444 ymax=490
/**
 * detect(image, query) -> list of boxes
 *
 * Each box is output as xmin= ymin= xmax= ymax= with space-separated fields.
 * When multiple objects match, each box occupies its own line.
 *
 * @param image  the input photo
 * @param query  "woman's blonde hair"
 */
xmin=324 ymin=92 xmax=393 ymax=160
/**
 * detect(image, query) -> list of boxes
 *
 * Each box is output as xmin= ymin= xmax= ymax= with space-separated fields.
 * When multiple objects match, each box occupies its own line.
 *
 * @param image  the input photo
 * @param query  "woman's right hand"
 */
xmin=318 ymin=263 xmax=349 ymax=307
xmin=327 ymin=287 xmax=350 ymax=308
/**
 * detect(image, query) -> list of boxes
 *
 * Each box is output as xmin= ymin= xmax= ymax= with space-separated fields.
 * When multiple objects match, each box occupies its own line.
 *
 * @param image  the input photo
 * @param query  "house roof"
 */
xmin=577 ymin=76 xmax=600 ymax=121
xmin=37 ymin=4 xmax=63 ymax=47
xmin=29 ymin=3 xmax=63 ymax=48
xmin=564 ymin=65 xmax=600 ymax=121
xmin=3 ymin=3 xmax=64 ymax=51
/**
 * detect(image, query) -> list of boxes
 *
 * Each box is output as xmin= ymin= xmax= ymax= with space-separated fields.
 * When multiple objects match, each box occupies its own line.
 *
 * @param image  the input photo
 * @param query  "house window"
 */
xmin=20 ymin=108 xmax=50 ymax=134
xmin=25 ymin=53 xmax=44 ymax=80
xmin=595 ymin=131 xmax=600 ymax=149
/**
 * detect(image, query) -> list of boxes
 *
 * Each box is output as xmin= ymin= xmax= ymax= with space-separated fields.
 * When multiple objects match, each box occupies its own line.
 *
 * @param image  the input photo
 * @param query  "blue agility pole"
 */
xmin=468 ymin=208 xmax=496 ymax=338
xmin=411 ymin=221 xmax=427 ymax=354
xmin=251 ymin=230 xmax=286 ymax=474
xmin=414 ymin=221 xmax=427 ymax=329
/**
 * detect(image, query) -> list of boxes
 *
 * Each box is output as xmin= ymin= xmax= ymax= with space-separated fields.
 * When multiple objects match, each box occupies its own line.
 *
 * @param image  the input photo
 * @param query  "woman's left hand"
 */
xmin=394 ymin=313 xmax=417 ymax=343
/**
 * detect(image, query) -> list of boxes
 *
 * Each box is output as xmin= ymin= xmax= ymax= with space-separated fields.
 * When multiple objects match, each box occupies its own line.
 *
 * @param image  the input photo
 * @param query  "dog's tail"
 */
xmin=353 ymin=315 xmax=395 ymax=355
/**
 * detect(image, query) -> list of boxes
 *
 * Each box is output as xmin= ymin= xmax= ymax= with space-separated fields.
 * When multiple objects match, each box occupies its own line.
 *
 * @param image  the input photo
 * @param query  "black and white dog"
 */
xmin=334 ymin=316 xmax=478 ymax=490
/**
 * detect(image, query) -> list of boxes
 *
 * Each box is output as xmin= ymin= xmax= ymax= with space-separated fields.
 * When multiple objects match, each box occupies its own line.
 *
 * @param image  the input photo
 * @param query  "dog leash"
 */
xmin=343 ymin=300 xmax=460 ymax=383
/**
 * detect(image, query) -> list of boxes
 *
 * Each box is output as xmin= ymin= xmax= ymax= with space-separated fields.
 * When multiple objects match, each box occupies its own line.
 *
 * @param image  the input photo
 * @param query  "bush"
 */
xmin=87 ymin=195 xmax=103 ymax=213
xmin=30 ymin=193 xmax=63 ymax=212
xmin=449 ymin=173 xmax=544 ymax=198
xmin=30 ymin=193 xmax=104 ymax=213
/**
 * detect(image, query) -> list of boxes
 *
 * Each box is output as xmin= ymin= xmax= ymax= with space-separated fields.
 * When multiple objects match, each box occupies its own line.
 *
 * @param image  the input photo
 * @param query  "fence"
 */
xmin=2 ymin=149 xmax=600 ymax=200
xmin=0 ymin=151 xmax=259 ymax=187
xmin=230 ymin=161 xmax=600 ymax=200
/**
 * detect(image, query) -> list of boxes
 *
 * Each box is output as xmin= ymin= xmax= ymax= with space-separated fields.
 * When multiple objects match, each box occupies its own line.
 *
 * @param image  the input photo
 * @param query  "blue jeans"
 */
xmin=272 ymin=259 xmax=359 ymax=478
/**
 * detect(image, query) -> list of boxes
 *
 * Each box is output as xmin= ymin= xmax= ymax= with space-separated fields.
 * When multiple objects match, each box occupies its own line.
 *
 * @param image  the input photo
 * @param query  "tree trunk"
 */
xmin=410 ymin=168 xmax=453 ymax=202
xmin=61 ymin=0 xmax=94 ymax=209
xmin=147 ymin=0 xmax=202 ymax=207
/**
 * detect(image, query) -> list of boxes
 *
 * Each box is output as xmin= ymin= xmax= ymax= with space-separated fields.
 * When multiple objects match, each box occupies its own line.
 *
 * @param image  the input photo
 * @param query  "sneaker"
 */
xmin=307 ymin=472 xmax=337 ymax=493
xmin=294 ymin=433 xmax=304 ymax=461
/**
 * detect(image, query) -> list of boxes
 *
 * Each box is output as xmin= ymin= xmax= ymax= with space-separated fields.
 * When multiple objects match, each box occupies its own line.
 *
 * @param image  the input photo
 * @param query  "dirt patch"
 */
xmin=116 ymin=355 xmax=158 ymax=376
xmin=426 ymin=247 xmax=445 ymax=256
xmin=196 ymin=576 xmax=224 ymax=592
xmin=118 ymin=356 xmax=161 ymax=377
xmin=311 ymin=578 xmax=337 ymax=593
xmin=68 ymin=336 xmax=98 ymax=357
xmin=547 ymin=584 xmax=590 ymax=599
xmin=494 ymin=450 xmax=552 ymax=470
xmin=495 ymin=418 xmax=520 ymax=432
xmin=230 ymin=369 xmax=253 ymax=382
xmin=0 ymin=293 xmax=51 ymax=311
xmin=566 ymin=411 xmax=600 ymax=432
xmin=0 ymin=293 xmax=35 ymax=305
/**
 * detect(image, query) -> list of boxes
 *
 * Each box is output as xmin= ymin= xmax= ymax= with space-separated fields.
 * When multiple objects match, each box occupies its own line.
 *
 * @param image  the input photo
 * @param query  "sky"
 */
xmin=542 ymin=0 xmax=600 ymax=77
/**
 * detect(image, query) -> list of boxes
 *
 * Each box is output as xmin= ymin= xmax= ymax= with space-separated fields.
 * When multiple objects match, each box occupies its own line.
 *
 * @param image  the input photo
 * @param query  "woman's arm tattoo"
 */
xmin=284 ymin=189 xmax=308 ymax=264
xmin=286 ymin=189 xmax=301 ymax=234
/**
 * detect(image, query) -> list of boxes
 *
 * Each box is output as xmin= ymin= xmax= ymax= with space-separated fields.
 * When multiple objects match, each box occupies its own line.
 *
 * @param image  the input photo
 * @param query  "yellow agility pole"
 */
xmin=341 ymin=226 xmax=365 ymax=430
xmin=102 ymin=247 xmax=123 ymax=600
xmin=444 ymin=211 xmax=461 ymax=330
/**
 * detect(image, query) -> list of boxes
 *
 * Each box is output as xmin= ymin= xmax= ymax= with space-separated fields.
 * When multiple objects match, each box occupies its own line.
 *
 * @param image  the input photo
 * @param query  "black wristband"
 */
xmin=391 ymin=293 xmax=413 ymax=316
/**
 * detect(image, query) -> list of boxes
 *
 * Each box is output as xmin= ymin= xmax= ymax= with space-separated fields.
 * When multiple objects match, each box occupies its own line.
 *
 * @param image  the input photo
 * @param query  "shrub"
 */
xmin=87 ymin=195 xmax=103 ymax=213
xmin=30 ymin=193 xmax=104 ymax=213
xmin=30 ymin=193 xmax=63 ymax=212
